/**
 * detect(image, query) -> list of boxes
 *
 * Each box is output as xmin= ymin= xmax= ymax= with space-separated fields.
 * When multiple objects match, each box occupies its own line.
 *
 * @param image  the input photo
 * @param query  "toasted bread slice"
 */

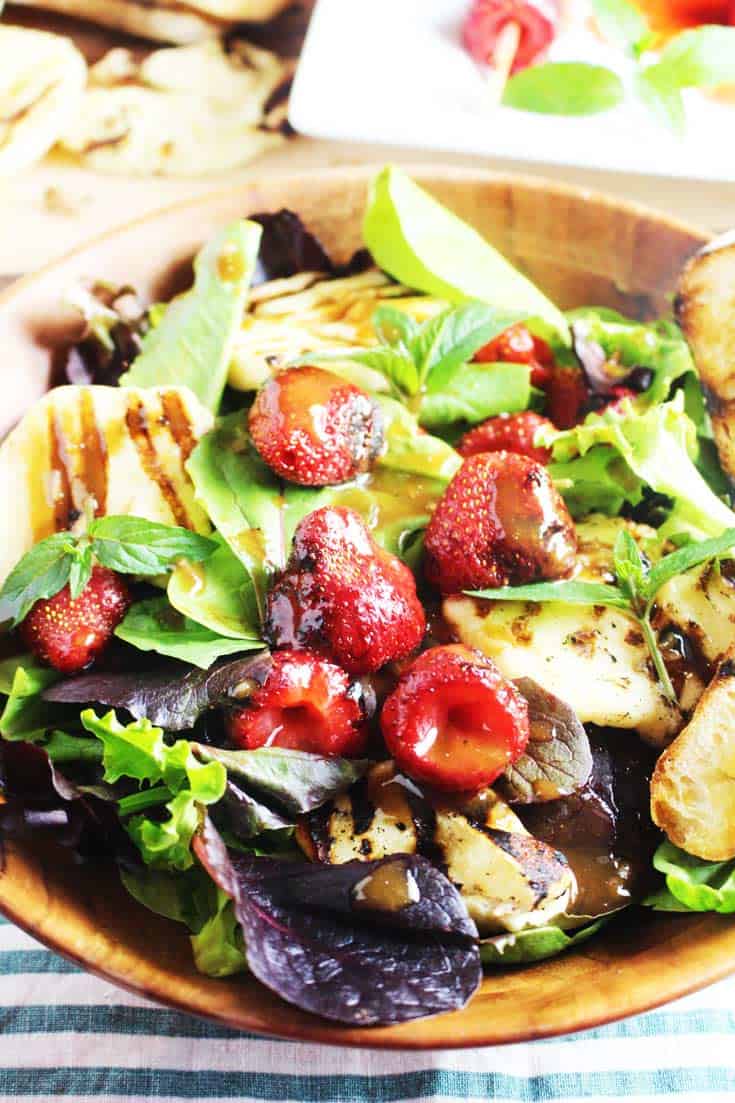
xmin=651 ymin=648 xmax=735 ymax=860
xmin=676 ymin=233 xmax=735 ymax=485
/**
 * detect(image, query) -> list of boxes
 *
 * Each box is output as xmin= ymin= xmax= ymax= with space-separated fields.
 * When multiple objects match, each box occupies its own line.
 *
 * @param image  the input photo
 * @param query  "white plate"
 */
xmin=289 ymin=0 xmax=735 ymax=183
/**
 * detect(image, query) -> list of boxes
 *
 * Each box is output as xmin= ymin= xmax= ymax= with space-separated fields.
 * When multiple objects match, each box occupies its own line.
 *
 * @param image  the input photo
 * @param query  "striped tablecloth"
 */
xmin=1 ymin=915 xmax=735 ymax=1102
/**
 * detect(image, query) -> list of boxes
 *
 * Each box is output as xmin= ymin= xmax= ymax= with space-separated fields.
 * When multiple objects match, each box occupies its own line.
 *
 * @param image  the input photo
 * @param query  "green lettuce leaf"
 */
xmin=0 ymin=656 xmax=61 ymax=739
xmin=190 ymin=889 xmax=247 ymax=977
xmin=375 ymin=396 xmax=462 ymax=481
xmin=546 ymin=394 xmax=735 ymax=538
xmin=115 ymin=596 xmax=261 ymax=669
xmin=120 ymin=220 xmax=262 ymax=410
xmin=419 ymin=362 xmax=531 ymax=428
xmin=646 ymin=841 xmax=735 ymax=914
xmin=480 ymin=919 xmax=607 ymax=966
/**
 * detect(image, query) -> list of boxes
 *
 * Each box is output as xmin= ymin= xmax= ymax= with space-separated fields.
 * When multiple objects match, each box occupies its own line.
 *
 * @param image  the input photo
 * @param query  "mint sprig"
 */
xmin=0 ymin=517 xmax=217 ymax=626
xmin=469 ymin=527 xmax=735 ymax=705
xmin=501 ymin=14 xmax=735 ymax=134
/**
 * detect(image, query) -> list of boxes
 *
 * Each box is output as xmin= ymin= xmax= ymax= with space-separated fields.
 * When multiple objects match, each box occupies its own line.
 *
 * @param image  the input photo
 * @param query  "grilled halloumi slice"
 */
xmin=445 ymin=515 xmax=735 ymax=747
xmin=229 ymin=270 xmax=445 ymax=391
xmin=676 ymin=234 xmax=735 ymax=486
xmin=0 ymin=26 xmax=86 ymax=177
xmin=0 ymin=385 xmax=213 ymax=589
xmin=296 ymin=761 xmax=575 ymax=935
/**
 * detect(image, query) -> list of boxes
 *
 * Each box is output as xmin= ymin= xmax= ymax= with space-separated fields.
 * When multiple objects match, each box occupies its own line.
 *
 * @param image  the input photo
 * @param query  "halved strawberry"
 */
xmin=381 ymin=644 xmax=529 ymax=792
xmin=473 ymin=322 xmax=555 ymax=389
xmin=458 ymin=411 xmax=553 ymax=464
xmin=546 ymin=364 xmax=590 ymax=429
xmin=424 ymin=451 xmax=577 ymax=594
xmin=226 ymin=650 xmax=369 ymax=757
xmin=248 ymin=365 xmax=384 ymax=486
xmin=264 ymin=506 xmax=425 ymax=674
xmin=20 ymin=566 xmax=131 ymax=674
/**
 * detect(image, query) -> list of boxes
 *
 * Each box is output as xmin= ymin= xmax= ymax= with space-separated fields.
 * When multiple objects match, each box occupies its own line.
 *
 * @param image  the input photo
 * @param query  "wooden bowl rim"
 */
xmin=0 ymin=163 xmax=725 ymax=1049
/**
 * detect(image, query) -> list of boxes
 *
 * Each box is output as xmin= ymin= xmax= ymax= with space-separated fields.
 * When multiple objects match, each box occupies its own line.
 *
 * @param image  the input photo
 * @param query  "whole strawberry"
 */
xmin=248 ymin=365 xmax=384 ymax=486
xmin=227 ymin=649 xmax=370 ymax=757
xmin=264 ymin=506 xmax=425 ymax=674
xmin=20 ymin=566 xmax=131 ymax=674
xmin=424 ymin=451 xmax=577 ymax=595
xmin=458 ymin=411 xmax=553 ymax=464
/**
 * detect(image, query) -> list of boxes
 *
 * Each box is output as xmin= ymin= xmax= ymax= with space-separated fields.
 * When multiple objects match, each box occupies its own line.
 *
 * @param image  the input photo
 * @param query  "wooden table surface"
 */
xmin=1 ymin=2 xmax=734 ymax=280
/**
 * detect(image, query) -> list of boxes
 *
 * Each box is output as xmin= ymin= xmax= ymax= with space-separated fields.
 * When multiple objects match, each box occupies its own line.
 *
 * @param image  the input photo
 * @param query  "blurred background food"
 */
xmin=0 ymin=0 xmax=733 ymax=276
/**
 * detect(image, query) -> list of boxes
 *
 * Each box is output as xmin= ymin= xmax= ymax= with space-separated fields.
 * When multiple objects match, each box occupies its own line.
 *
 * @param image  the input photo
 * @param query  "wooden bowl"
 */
xmin=1 ymin=165 xmax=732 ymax=1049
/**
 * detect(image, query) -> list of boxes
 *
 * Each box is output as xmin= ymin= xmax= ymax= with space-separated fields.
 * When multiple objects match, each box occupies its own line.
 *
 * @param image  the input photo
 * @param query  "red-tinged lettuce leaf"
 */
xmin=250 ymin=209 xmax=372 ymax=285
xmin=42 ymin=654 xmax=272 ymax=732
xmin=497 ymin=678 xmax=592 ymax=805
xmin=194 ymin=744 xmax=370 ymax=817
xmin=219 ymin=780 xmax=293 ymax=839
xmin=194 ymin=822 xmax=480 ymax=1026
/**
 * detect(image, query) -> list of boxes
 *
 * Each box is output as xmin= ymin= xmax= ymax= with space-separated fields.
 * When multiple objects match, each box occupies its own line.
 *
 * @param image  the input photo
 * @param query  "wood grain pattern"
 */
xmin=0 ymin=166 xmax=725 ymax=1049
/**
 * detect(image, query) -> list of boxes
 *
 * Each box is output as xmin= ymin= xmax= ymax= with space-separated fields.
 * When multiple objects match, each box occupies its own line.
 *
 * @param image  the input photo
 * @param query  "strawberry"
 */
xmin=226 ymin=650 xmax=369 ymax=757
xmin=381 ymin=644 xmax=529 ymax=792
xmin=473 ymin=323 xmax=555 ymax=389
xmin=585 ymin=385 xmax=637 ymax=417
xmin=248 ymin=365 xmax=384 ymax=486
xmin=458 ymin=411 xmax=553 ymax=464
xmin=424 ymin=451 xmax=577 ymax=595
xmin=546 ymin=364 xmax=590 ymax=429
xmin=20 ymin=566 xmax=131 ymax=674
xmin=264 ymin=506 xmax=425 ymax=674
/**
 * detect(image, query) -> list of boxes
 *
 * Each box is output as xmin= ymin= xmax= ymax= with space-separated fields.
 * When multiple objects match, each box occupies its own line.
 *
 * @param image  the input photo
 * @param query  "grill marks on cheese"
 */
xmin=0 ymin=385 xmax=213 ymax=588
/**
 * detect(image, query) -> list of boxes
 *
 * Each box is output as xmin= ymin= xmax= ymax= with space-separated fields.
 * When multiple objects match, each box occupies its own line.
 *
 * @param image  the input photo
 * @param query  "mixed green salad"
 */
xmin=1 ymin=166 xmax=734 ymax=1027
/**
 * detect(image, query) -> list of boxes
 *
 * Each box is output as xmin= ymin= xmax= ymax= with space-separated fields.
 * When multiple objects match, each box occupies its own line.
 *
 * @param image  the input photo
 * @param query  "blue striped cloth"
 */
xmin=1 ymin=914 xmax=735 ymax=1102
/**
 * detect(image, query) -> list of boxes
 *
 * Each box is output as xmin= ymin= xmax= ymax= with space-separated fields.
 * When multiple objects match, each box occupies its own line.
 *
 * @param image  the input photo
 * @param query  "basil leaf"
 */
xmin=337 ymin=346 xmax=420 ymax=396
xmin=68 ymin=545 xmax=94 ymax=601
xmin=419 ymin=362 xmax=531 ymax=428
xmin=590 ymin=0 xmax=650 ymax=55
xmin=89 ymin=516 xmax=217 ymax=576
xmin=467 ymin=579 xmax=629 ymax=607
xmin=0 ymin=533 xmax=76 ymax=626
xmin=115 ymin=597 xmax=262 ymax=669
xmin=644 ymin=527 xmax=735 ymax=602
xmin=503 ymin=63 xmax=624 ymax=116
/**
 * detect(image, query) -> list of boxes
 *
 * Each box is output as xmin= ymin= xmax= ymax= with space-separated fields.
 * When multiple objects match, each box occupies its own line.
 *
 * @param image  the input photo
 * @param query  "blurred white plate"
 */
xmin=289 ymin=0 xmax=735 ymax=183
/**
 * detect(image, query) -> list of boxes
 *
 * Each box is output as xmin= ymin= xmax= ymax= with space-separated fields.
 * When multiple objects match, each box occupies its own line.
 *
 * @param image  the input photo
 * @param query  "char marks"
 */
xmin=125 ymin=394 xmax=191 ymax=529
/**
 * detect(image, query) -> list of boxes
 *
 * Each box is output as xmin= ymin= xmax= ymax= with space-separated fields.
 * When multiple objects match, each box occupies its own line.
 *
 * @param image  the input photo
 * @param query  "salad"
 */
xmin=1 ymin=166 xmax=734 ymax=1027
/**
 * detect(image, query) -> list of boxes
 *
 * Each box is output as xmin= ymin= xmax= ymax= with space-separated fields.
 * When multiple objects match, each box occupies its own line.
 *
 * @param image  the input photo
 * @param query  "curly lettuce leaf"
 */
xmin=120 ymin=220 xmax=262 ymax=410
xmin=545 ymin=394 xmax=735 ymax=538
xmin=480 ymin=919 xmax=607 ymax=966
xmin=646 ymin=841 xmax=735 ymax=914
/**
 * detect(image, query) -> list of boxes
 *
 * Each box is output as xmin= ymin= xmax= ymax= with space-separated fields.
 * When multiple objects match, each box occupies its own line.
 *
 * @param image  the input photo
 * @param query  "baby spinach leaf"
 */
xmin=45 ymin=653 xmax=272 ymax=732
xmin=120 ymin=220 xmax=262 ymax=410
xmin=504 ymin=63 xmax=625 ymax=116
xmin=115 ymin=597 xmax=261 ymax=669
xmin=374 ymin=397 xmax=462 ymax=481
xmin=498 ymin=678 xmax=592 ymax=805
xmin=168 ymin=536 xmax=262 ymax=641
xmin=194 ymin=745 xmax=369 ymax=817
xmin=419 ymin=362 xmax=531 ymax=428
xmin=0 ymin=534 xmax=75 ymax=626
